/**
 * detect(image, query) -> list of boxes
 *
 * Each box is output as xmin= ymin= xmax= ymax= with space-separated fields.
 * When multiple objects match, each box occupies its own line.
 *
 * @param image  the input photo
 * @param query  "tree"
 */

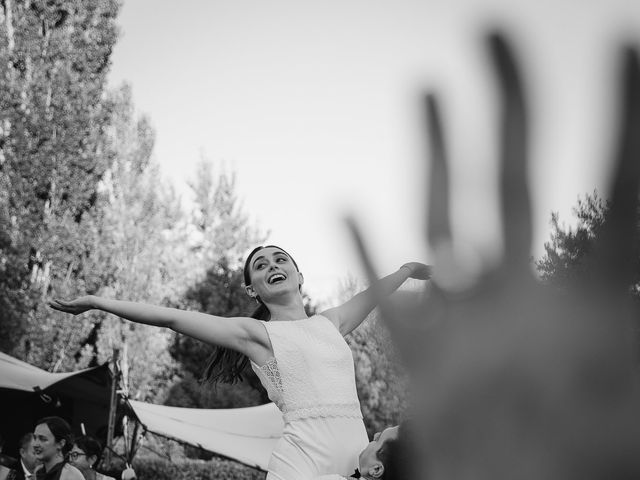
xmin=0 ymin=185 xmax=35 ymax=352
xmin=70 ymin=84 xmax=191 ymax=401
xmin=188 ymin=156 xmax=266 ymax=269
xmin=536 ymin=191 xmax=640 ymax=294
xmin=0 ymin=0 xmax=120 ymax=367
xmin=163 ymin=157 xmax=273 ymax=409
xmin=166 ymin=259 xmax=268 ymax=409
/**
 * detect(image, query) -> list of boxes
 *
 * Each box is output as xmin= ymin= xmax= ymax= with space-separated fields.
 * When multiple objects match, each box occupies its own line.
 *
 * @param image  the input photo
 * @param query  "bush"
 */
xmin=102 ymin=457 xmax=266 ymax=480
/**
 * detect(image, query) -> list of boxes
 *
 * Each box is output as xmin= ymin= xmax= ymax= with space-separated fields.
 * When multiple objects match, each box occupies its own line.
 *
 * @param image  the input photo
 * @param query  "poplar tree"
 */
xmin=0 ymin=0 xmax=119 ymax=366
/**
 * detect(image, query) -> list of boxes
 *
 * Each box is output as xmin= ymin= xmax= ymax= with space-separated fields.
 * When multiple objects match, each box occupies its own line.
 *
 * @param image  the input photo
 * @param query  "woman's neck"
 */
xmin=265 ymin=296 xmax=308 ymax=322
xmin=43 ymin=453 xmax=64 ymax=472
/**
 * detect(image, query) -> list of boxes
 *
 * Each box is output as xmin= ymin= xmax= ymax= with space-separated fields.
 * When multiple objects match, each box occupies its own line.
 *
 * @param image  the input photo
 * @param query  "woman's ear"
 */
xmin=88 ymin=454 xmax=98 ymax=468
xmin=298 ymin=272 xmax=305 ymax=287
xmin=245 ymin=285 xmax=256 ymax=298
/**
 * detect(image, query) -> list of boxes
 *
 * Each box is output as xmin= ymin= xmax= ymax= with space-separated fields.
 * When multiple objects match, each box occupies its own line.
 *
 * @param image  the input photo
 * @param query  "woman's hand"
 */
xmin=49 ymin=296 xmax=96 ymax=315
xmin=401 ymin=262 xmax=433 ymax=280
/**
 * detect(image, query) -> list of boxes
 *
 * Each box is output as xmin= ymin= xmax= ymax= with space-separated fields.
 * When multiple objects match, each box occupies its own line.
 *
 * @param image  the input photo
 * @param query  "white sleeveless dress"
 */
xmin=250 ymin=315 xmax=368 ymax=480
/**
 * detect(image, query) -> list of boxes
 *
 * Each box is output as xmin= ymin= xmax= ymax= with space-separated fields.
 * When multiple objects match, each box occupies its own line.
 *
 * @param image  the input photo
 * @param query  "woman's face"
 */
xmin=33 ymin=423 xmax=62 ymax=463
xmin=247 ymin=247 xmax=302 ymax=300
xmin=69 ymin=444 xmax=94 ymax=474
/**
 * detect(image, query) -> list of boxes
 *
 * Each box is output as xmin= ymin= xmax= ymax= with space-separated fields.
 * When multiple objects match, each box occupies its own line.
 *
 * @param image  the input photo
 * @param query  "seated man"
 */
xmin=7 ymin=433 xmax=39 ymax=480
xmin=0 ymin=434 xmax=17 ymax=480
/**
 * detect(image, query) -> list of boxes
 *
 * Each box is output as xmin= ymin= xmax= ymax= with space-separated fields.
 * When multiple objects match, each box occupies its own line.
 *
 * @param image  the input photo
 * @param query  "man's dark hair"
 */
xmin=18 ymin=433 xmax=33 ymax=450
xmin=378 ymin=422 xmax=418 ymax=480
xmin=376 ymin=438 xmax=396 ymax=479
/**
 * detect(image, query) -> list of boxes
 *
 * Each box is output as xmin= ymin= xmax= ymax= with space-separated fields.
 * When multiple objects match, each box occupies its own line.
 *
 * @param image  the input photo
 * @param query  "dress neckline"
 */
xmin=251 ymin=315 xmax=333 ymax=369
xmin=264 ymin=313 xmax=324 ymax=323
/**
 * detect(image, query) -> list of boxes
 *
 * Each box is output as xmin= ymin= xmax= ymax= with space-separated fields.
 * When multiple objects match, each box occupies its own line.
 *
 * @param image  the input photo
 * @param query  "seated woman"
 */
xmin=32 ymin=417 xmax=83 ymax=480
xmin=68 ymin=436 xmax=115 ymax=480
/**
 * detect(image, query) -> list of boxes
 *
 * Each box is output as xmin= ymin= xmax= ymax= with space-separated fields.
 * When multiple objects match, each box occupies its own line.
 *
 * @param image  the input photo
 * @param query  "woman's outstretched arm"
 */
xmin=49 ymin=296 xmax=269 ymax=358
xmin=322 ymin=262 xmax=431 ymax=336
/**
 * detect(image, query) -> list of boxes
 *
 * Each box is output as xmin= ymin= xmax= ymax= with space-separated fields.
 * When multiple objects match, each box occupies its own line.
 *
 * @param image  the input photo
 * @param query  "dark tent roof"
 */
xmin=0 ymin=352 xmax=115 ymax=458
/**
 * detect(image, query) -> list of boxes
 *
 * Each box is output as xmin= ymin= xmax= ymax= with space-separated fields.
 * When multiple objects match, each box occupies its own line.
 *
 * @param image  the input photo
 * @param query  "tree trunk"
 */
xmin=4 ymin=0 xmax=14 ymax=53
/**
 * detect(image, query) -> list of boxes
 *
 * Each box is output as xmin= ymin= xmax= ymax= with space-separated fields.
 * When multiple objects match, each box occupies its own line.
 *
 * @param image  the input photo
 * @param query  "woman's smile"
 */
xmin=267 ymin=272 xmax=287 ymax=284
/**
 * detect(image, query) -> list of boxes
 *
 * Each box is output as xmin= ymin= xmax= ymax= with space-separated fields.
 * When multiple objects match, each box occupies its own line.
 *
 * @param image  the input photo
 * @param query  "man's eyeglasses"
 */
xmin=68 ymin=452 xmax=87 ymax=461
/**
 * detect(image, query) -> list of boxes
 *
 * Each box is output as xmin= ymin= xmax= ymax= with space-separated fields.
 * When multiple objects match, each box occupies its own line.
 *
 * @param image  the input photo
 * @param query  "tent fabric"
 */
xmin=128 ymin=400 xmax=284 ymax=471
xmin=0 ymin=351 xmax=113 ymax=419
xmin=0 ymin=351 xmax=99 ymax=392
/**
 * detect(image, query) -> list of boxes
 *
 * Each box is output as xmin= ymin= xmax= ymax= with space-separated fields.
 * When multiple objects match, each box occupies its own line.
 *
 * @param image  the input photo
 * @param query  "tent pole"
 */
xmin=105 ymin=348 xmax=120 ymax=466
xmin=127 ymin=419 xmax=141 ymax=464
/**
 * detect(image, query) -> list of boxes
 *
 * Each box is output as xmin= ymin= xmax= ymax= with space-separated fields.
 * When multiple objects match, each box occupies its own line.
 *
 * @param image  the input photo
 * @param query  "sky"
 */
xmin=107 ymin=0 xmax=640 ymax=304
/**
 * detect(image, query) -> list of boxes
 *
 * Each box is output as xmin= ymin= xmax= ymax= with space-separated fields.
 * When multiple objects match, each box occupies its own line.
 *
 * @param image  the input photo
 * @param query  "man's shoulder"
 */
xmin=0 ymin=455 xmax=18 ymax=469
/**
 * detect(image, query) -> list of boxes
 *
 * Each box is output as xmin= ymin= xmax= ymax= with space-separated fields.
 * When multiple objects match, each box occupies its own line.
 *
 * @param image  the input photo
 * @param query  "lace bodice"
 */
xmin=251 ymin=315 xmax=363 ymax=423
xmin=253 ymin=356 xmax=284 ymax=407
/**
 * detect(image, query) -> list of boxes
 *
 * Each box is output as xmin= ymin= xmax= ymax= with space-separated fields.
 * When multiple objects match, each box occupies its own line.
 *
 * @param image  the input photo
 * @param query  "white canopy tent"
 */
xmin=127 ymin=400 xmax=283 ymax=471
xmin=0 ymin=351 xmax=102 ymax=392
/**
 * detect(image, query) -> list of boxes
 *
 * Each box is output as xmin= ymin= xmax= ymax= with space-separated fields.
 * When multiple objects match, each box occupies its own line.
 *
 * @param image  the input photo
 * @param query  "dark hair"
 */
xmin=73 ymin=435 xmax=103 ymax=466
xmin=200 ymin=245 xmax=300 ymax=385
xmin=377 ymin=439 xmax=397 ymax=480
xmin=35 ymin=416 xmax=73 ymax=455
xmin=18 ymin=433 xmax=34 ymax=450
xmin=379 ymin=422 xmax=417 ymax=480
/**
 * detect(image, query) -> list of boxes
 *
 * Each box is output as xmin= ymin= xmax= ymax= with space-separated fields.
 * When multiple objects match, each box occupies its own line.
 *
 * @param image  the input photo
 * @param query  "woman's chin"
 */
xmin=263 ymin=283 xmax=297 ymax=298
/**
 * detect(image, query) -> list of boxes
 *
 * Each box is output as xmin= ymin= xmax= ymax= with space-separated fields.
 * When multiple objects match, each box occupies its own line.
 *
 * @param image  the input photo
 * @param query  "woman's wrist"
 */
xmin=88 ymin=295 xmax=100 ymax=309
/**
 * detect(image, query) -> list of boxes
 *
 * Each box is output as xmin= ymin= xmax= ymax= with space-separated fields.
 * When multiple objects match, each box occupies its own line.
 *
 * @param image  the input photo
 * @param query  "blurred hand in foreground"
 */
xmin=350 ymin=31 xmax=640 ymax=480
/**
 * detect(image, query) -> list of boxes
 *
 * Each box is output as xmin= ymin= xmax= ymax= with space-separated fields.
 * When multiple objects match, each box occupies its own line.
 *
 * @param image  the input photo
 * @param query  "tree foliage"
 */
xmin=75 ymin=84 xmax=190 ymax=401
xmin=188 ymin=157 xmax=266 ymax=269
xmin=164 ymin=158 xmax=269 ymax=409
xmin=536 ymin=191 xmax=640 ymax=297
xmin=536 ymin=192 xmax=610 ymax=287
xmin=166 ymin=260 xmax=269 ymax=409
xmin=0 ymin=0 xmax=120 ymax=365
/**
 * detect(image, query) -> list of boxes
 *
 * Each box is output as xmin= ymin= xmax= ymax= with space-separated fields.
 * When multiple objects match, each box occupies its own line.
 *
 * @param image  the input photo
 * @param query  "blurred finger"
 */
xmin=425 ymin=94 xmax=453 ymax=252
xmin=345 ymin=216 xmax=384 ymax=297
xmin=345 ymin=216 xmax=405 ymax=336
xmin=489 ymin=31 xmax=532 ymax=274
xmin=593 ymin=45 xmax=640 ymax=287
